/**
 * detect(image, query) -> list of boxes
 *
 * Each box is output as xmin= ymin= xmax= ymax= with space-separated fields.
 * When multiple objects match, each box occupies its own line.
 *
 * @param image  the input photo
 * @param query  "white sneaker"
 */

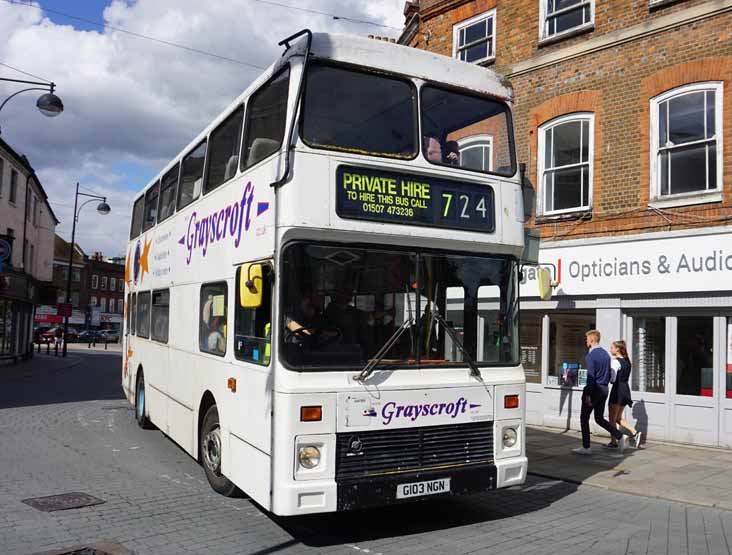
xmin=618 ymin=436 xmax=627 ymax=454
xmin=572 ymin=447 xmax=592 ymax=456
xmin=634 ymin=432 xmax=642 ymax=448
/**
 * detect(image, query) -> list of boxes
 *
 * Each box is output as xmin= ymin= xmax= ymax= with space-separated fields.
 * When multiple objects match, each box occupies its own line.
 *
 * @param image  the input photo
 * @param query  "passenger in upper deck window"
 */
xmin=422 ymin=134 xmax=443 ymax=163
xmin=444 ymin=141 xmax=460 ymax=165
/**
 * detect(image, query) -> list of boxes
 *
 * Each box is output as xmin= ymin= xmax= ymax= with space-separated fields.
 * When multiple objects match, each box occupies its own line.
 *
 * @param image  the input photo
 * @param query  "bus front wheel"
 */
xmin=135 ymin=372 xmax=153 ymax=429
xmin=200 ymin=405 xmax=238 ymax=497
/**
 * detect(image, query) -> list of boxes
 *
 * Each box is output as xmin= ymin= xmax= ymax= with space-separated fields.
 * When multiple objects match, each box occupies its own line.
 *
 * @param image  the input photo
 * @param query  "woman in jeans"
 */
xmin=606 ymin=340 xmax=642 ymax=449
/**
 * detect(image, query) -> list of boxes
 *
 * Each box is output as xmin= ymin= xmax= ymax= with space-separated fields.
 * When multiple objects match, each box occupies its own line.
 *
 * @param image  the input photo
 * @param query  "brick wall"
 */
xmin=404 ymin=1 xmax=732 ymax=241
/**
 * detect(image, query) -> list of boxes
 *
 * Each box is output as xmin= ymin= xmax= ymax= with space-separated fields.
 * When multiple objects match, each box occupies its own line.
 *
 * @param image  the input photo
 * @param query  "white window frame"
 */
xmin=109 ymin=298 xmax=115 ymax=314
xmin=539 ymin=0 xmax=594 ymax=43
xmin=101 ymin=276 xmax=108 ymax=290
xmin=649 ymin=82 xmax=724 ymax=207
xmin=537 ymin=112 xmax=595 ymax=216
xmin=110 ymin=277 xmax=116 ymax=291
xmin=457 ymin=134 xmax=494 ymax=172
xmin=452 ymin=10 xmax=497 ymax=65
xmin=91 ymin=295 xmax=98 ymax=307
xmin=91 ymin=274 xmax=98 ymax=289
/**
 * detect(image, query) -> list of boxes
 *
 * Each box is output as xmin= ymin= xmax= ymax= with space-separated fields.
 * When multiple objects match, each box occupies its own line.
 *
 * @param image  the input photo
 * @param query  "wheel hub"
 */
xmin=137 ymin=385 xmax=145 ymax=418
xmin=203 ymin=427 xmax=222 ymax=473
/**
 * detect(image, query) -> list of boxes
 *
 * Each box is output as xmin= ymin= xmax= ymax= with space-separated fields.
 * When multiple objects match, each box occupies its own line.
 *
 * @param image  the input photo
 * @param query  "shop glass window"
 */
xmin=200 ymin=283 xmax=227 ymax=356
xmin=143 ymin=181 xmax=160 ymax=231
xmin=421 ymin=85 xmax=515 ymax=176
xmin=158 ymin=163 xmax=180 ymax=223
xmin=651 ymin=83 xmax=723 ymax=199
xmin=453 ymin=10 xmax=496 ymax=64
xmin=0 ymin=300 xmax=14 ymax=354
xmin=151 ymin=289 xmax=170 ymax=343
xmin=242 ymin=67 xmax=289 ymax=170
xmin=632 ymin=316 xmax=665 ymax=393
xmin=136 ymin=291 xmax=151 ymax=339
xmin=541 ymin=0 xmax=593 ymax=40
xmin=676 ymin=317 xmax=714 ymax=397
xmin=130 ymin=196 xmax=145 ymax=239
xmin=302 ymin=63 xmax=416 ymax=159
xmin=521 ymin=312 xmax=544 ymax=384
xmin=539 ymin=114 xmax=593 ymax=215
xmin=235 ymin=265 xmax=273 ymax=365
xmin=177 ymin=140 xmax=207 ymax=211
xmin=547 ymin=313 xmax=595 ymax=386
xmin=205 ymin=106 xmax=243 ymax=193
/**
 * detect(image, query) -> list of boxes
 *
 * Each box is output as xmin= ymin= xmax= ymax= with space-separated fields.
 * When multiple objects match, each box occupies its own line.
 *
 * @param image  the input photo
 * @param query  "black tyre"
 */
xmin=135 ymin=372 xmax=153 ymax=429
xmin=200 ymin=405 xmax=238 ymax=497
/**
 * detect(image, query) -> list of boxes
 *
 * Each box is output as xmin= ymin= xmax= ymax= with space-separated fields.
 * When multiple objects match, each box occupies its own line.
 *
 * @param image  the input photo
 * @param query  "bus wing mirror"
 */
xmin=537 ymin=267 xmax=553 ymax=301
xmin=240 ymin=263 xmax=263 ymax=308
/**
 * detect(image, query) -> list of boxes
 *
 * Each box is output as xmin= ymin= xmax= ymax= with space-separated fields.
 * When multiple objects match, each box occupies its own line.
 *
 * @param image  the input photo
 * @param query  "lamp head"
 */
xmin=96 ymin=201 xmax=111 ymax=215
xmin=36 ymin=92 xmax=64 ymax=117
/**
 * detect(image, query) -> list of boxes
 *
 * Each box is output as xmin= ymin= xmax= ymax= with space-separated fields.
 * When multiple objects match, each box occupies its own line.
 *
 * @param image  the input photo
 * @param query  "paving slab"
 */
xmin=527 ymin=425 xmax=732 ymax=510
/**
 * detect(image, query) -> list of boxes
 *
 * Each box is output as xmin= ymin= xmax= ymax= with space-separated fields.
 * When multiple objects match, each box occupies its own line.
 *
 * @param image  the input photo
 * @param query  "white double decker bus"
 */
xmin=123 ymin=30 xmax=529 ymax=516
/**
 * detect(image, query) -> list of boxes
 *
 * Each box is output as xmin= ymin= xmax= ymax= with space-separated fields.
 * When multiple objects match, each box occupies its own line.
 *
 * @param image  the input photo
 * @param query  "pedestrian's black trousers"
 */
xmin=581 ymin=384 xmax=623 ymax=449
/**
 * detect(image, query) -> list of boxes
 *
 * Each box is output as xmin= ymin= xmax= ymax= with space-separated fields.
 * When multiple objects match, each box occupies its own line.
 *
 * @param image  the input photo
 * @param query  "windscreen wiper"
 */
xmin=430 ymin=310 xmax=483 ymax=381
xmin=353 ymin=317 xmax=415 ymax=383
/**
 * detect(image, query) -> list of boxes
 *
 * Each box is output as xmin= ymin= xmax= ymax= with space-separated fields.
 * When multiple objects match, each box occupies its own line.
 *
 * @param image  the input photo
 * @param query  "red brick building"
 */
xmin=399 ymin=0 xmax=732 ymax=448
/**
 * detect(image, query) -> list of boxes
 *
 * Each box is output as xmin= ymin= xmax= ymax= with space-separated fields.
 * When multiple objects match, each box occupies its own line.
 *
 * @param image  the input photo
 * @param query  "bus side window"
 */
xmin=130 ymin=197 xmax=144 ymax=240
xmin=151 ymin=289 xmax=170 ymax=343
xmin=204 ymin=105 xmax=244 ymax=194
xmin=235 ymin=264 xmax=273 ymax=366
xmin=136 ymin=291 xmax=151 ymax=339
xmin=158 ymin=163 xmax=180 ymax=223
xmin=177 ymin=140 xmax=207 ymax=211
xmin=143 ymin=181 xmax=160 ymax=232
xmin=200 ymin=282 xmax=228 ymax=356
xmin=129 ymin=293 xmax=137 ymax=336
xmin=241 ymin=67 xmax=290 ymax=171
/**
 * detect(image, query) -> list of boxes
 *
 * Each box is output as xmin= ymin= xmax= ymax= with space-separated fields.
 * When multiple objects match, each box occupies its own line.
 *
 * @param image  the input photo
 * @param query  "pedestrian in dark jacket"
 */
xmin=573 ymin=330 xmax=626 ymax=456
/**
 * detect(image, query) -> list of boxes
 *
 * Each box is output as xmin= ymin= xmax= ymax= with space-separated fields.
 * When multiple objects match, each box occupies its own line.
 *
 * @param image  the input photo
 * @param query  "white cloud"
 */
xmin=0 ymin=0 xmax=405 ymax=255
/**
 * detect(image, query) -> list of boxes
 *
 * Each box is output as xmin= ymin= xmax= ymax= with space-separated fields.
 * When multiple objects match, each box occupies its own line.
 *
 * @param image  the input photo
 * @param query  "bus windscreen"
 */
xmin=281 ymin=243 xmax=518 ymax=370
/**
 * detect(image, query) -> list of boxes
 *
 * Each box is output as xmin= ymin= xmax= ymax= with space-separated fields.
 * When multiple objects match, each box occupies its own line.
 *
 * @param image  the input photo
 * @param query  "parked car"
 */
xmin=79 ymin=330 xmax=103 ymax=343
xmin=39 ymin=327 xmax=79 ymax=343
xmin=100 ymin=329 xmax=120 ymax=343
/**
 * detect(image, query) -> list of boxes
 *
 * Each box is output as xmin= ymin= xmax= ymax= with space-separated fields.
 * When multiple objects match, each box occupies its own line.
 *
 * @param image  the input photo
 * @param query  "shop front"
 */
xmin=0 ymin=269 xmax=41 ymax=364
xmin=521 ymin=226 xmax=732 ymax=449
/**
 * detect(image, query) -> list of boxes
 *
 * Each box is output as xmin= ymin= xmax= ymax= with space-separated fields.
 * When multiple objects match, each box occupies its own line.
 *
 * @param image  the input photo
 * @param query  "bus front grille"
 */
xmin=335 ymin=421 xmax=494 ymax=481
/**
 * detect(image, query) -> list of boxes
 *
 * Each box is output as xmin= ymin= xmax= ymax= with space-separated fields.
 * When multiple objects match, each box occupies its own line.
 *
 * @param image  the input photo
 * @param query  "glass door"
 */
xmin=669 ymin=316 xmax=719 ymax=446
xmin=719 ymin=316 xmax=732 ymax=448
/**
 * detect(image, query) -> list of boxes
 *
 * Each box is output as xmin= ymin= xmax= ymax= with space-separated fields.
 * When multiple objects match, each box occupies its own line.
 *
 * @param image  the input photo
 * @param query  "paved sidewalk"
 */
xmin=528 ymin=426 xmax=732 ymax=511
xmin=0 ymin=352 xmax=83 ymax=383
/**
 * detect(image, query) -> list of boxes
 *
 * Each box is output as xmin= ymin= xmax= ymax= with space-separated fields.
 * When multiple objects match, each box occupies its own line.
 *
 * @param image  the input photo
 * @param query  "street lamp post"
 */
xmin=62 ymin=182 xmax=111 ymax=357
xmin=0 ymin=77 xmax=64 ymax=134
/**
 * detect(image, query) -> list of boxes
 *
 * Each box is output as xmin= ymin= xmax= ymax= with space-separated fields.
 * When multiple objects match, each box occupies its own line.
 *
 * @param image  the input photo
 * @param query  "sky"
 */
xmin=0 ymin=0 xmax=405 ymax=256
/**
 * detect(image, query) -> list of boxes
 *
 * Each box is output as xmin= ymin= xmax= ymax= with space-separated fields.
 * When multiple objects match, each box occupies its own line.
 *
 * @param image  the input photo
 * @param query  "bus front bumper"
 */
xmin=274 ymin=456 xmax=527 ymax=515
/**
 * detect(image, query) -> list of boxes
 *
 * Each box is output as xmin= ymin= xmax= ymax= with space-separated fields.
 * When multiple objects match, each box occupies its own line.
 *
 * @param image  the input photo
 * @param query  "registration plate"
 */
xmin=396 ymin=477 xmax=451 ymax=499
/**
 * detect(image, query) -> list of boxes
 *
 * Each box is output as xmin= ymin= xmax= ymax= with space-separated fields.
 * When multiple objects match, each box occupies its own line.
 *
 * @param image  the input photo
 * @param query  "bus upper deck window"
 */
xmin=143 ymin=181 xmax=160 ymax=232
xmin=205 ymin=105 xmax=244 ymax=193
xmin=241 ymin=67 xmax=290 ymax=171
xmin=177 ymin=140 xmax=207 ymax=211
xmin=301 ymin=63 xmax=416 ymax=159
xmin=129 ymin=196 xmax=144 ymax=240
xmin=158 ymin=163 xmax=180 ymax=223
xmin=420 ymin=85 xmax=516 ymax=177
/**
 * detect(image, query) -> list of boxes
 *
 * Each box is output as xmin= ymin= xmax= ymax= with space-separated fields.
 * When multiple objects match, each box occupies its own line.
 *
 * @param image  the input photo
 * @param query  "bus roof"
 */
xmin=132 ymin=31 xmax=512 ymax=202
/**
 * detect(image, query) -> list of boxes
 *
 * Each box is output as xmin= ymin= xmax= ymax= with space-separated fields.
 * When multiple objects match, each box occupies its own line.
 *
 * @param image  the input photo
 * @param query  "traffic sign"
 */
xmin=57 ymin=303 xmax=73 ymax=317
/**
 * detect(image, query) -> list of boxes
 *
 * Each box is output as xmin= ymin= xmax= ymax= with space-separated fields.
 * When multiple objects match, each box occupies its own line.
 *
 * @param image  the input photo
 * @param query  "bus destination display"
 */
xmin=336 ymin=166 xmax=495 ymax=233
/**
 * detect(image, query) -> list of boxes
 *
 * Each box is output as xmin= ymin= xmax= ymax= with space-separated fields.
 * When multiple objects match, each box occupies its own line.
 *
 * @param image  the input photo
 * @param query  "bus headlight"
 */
xmin=298 ymin=446 xmax=321 ymax=469
xmin=502 ymin=428 xmax=517 ymax=449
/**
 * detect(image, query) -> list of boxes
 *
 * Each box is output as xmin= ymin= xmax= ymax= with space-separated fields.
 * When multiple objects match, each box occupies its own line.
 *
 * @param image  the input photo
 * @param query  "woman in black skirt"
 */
xmin=607 ymin=340 xmax=642 ymax=449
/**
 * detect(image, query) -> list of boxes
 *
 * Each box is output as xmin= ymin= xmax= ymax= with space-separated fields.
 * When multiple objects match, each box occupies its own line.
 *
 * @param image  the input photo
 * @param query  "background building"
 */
xmin=0 ymin=137 xmax=58 ymax=363
xmin=38 ymin=237 xmax=125 ymax=334
xmin=400 ymin=0 xmax=732 ymax=448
